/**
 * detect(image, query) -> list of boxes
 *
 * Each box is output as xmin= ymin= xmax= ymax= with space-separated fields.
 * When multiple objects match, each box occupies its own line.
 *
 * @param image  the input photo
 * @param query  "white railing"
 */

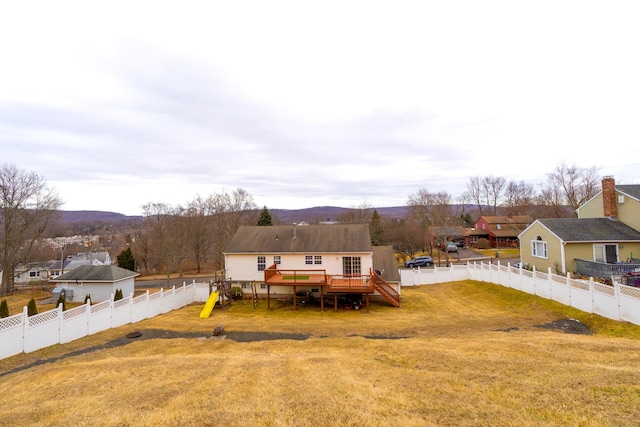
xmin=0 ymin=281 xmax=213 ymax=361
xmin=400 ymin=261 xmax=640 ymax=326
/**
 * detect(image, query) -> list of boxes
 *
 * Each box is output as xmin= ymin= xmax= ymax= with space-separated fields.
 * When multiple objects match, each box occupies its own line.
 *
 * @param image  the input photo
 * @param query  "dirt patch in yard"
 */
xmin=535 ymin=318 xmax=592 ymax=335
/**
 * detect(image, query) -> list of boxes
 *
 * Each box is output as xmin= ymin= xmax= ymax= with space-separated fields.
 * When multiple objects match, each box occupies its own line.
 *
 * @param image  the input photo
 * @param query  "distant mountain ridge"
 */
xmin=57 ymin=210 xmax=143 ymax=224
xmin=57 ymin=206 xmax=408 ymax=225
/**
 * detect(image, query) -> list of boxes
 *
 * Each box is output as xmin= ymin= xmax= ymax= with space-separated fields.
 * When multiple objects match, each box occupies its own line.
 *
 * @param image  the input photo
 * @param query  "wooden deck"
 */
xmin=262 ymin=265 xmax=399 ymax=310
xmin=264 ymin=267 xmax=328 ymax=286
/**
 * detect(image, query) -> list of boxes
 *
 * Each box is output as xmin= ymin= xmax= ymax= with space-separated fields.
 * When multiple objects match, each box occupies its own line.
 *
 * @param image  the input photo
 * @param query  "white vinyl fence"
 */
xmin=400 ymin=261 xmax=640 ymax=326
xmin=0 ymin=281 xmax=212 ymax=361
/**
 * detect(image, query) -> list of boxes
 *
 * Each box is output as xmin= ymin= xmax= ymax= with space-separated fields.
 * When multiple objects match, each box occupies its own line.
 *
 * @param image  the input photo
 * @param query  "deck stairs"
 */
xmin=371 ymin=269 xmax=400 ymax=307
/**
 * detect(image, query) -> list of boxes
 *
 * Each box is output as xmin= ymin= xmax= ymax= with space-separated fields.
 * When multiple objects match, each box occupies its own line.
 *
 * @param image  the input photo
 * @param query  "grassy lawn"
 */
xmin=1 ymin=282 xmax=640 ymax=426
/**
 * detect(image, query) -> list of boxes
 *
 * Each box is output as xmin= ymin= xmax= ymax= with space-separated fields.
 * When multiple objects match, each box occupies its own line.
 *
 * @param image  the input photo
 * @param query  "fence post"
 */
xmin=589 ymin=277 xmax=595 ymax=315
xmin=21 ymin=306 xmax=28 ymax=354
xmin=86 ymin=299 xmax=91 ymax=336
xmin=110 ymin=294 xmax=115 ymax=328
xmin=129 ymin=292 xmax=134 ymax=324
xmin=57 ymin=303 xmax=63 ymax=345
xmin=146 ymin=290 xmax=150 ymax=319
xmin=548 ymin=267 xmax=554 ymax=302
xmin=532 ymin=265 xmax=537 ymax=295
xmin=614 ymin=279 xmax=622 ymax=321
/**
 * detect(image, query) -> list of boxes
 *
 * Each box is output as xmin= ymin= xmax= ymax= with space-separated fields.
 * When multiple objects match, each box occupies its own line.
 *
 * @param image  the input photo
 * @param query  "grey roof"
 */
xmin=224 ymin=224 xmax=372 ymax=254
xmin=538 ymin=218 xmax=640 ymax=242
xmin=54 ymin=265 xmax=138 ymax=282
xmin=372 ymin=246 xmax=401 ymax=282
xmin=617 ymin=184 xmax=640 ymax=201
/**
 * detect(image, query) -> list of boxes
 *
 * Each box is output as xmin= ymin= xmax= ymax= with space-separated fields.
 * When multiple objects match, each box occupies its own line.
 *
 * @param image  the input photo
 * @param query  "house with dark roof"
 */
xmin=519 ymin=177 xmax=640 ymax=277
xmin=50 ymin=265 xmax=139 ymax=303
xmin=472 ymin=216 xmax=531 ymax=247
xmin=223 ymin=224 xmax=400 ymax=309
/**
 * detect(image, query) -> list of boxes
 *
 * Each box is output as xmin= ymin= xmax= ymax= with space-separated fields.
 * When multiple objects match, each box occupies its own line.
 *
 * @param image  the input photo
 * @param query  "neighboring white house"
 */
xmin=14 ymin=261 xmax=55 ymax=284
xmin=223 ymin=224 xmax=401 ymax=307
xmin=50 ymin=265 xmax=138 ymax=303
xmin=49 ymin=251 xmax=112 ymax=279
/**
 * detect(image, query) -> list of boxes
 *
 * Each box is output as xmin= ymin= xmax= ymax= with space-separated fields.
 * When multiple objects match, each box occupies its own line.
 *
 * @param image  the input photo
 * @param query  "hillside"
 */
xmin=56 ymin=207 xmax=408 ymax=226
xmin=56 ymin=210 xmax=143 ymax=224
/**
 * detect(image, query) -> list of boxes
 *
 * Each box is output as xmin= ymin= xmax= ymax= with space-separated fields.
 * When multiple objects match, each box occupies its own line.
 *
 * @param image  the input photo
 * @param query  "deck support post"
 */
xmin=366 ymin=294 xmax=370 ymax=312
xmin=334 ymin=294 xmax=338 ymax=311
xmin=293 ymin=285 xmax=297 ymax=310
xmin=320 ymin=286 xmax=324 ymax=312
xmin=267 ymin=285 xmax=271 ymax=309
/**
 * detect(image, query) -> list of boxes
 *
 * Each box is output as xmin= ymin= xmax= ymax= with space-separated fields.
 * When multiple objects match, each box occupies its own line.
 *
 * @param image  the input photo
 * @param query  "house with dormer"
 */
xmin=519 ymin=177 xmax=640 ymax=277
xmin=472 ymin=216 xmax=531 ymax=248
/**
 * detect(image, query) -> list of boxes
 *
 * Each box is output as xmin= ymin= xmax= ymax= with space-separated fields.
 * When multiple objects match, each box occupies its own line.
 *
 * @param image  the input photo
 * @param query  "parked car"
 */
xmin=446 ymin=242 xmax=458 ymax=253
xmin=405 ymin=256 xmax=434 ymax=268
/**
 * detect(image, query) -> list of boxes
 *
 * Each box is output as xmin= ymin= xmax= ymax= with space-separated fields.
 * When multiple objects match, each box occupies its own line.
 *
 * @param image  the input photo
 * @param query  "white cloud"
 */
xmin=1 ymin=1 xmax=639 ymax=215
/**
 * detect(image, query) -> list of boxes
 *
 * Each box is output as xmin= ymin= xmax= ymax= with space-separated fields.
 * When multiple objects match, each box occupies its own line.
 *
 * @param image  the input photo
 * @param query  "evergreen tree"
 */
xmin=84 ymin=294 xmax=91 ymax=304
xmin=55 ymin=293 xmax=66 ymax=311
xmin=0 ymin=299 xmax=9 ymax=318
xmin=114 ymin=289 xmax=123 ymax=301
xmin=257 ymin=206 xmax=273 ymax=226
xmin=369 ymin=209 xmax=385 ymax=246
xmin=117 ymin=247 xmax=136 ymax=271
xmin=27 ymin=298 xmax=38 ymax=316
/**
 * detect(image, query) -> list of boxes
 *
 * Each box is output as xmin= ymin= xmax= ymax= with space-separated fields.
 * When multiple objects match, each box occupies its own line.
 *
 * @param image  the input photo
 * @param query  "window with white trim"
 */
xmin=273 ymin=255 xmax=281 ymax=265
xmin=342 ymin=256 xmax=361 ymax=275
xmin=305 ymin=255 xmax=322 ymax=265
xmin=257 ymin=256 xmax=266 ymax=271
xmin=531 ymin=238 xmax=547 ymax=259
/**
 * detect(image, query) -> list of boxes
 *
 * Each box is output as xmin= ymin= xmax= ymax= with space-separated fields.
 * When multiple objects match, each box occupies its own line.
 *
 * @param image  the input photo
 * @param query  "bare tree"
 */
xmin=139 ymin=202 xmax=174 ymax=277
xmin=544 ymin=163 xmax=601 ymax=215
xmin=464 ymin=175 xmax=507 ymax=217
xmin=338 ymin=199 xmax=373 ymax=224
xmin=0 ymin=164 xmax=62 ymax=295
xmin=464 ymin=176 xmax=485 ymax=217
xmin=383 ymin=216 xmax=423 ymax=258
xmin=503 ymin=180 xmax=537 ymax=216
xmin=184 ymin=195 xmax=217 ymax=274
xmin=406 ymin=189 xmax=433 ymax=251
xmin=209 ymin=188 xmax=258 ymax=269
xmin=483 ymin=175 xmax=507 ymax=215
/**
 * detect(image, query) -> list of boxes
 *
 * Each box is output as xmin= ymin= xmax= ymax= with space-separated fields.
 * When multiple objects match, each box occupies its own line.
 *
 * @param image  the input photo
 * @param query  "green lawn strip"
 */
xmin=282 ymin=275 xmax=310 ymax=281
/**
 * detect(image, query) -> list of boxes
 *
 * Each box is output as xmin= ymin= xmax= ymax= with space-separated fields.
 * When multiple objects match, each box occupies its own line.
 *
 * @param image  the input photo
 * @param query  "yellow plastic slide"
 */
xmin=199 ymin=291 xmax=220 ymax=319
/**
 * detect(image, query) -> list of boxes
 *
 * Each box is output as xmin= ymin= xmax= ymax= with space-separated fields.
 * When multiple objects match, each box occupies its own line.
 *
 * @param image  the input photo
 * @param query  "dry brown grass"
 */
xmin=1 ymin=282 xmax=640 ymax=426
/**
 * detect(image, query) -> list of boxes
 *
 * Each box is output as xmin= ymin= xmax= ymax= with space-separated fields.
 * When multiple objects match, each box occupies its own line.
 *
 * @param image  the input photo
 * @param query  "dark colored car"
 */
xmin=405 ymin=256 xmax=434 ymax=268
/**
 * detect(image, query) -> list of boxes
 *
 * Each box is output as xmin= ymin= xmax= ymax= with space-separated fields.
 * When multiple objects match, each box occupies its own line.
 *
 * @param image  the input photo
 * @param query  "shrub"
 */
xmin=56 ymin=293 xmax=66 ymax=311
xmin=230 ymin=286 xmax=243 ymax=300
xmin=476 ymin=238 xmax=491 ymax=249
xmin=84 ymin=294 xmax=91 ymax=304
xmin=0 ymin=299 xmax=9 ymax=318
xmin=27 ymin=298 xmax=38 ymax=316
xmin=114 ymin=289 xmax=123 ymax=301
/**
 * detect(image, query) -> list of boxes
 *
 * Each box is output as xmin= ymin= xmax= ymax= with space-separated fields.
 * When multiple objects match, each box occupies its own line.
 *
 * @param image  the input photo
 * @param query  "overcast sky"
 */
xmin=1 ymin=1 xmax=639 ymax=215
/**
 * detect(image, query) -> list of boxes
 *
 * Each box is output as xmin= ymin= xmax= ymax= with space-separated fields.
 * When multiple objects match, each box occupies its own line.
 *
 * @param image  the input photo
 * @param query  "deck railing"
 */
xmin=575 ymin=259 xmax=640 ymax=279
xmin=328 ymin=274 xmax=373 ymax=291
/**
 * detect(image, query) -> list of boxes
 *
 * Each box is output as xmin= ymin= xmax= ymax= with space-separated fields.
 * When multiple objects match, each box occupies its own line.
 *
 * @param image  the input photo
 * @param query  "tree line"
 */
xmin=0 ymin=162 xmax=601 ymax=295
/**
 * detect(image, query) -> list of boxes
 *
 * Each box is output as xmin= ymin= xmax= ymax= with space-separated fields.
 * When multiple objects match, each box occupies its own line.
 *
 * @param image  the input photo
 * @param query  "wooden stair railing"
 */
xmin=371 ymin=269 xmax=400 ymax=307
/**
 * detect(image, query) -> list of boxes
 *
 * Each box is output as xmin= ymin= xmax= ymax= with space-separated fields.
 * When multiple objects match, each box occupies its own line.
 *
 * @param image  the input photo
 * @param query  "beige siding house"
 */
xmin=519 ymin=177 xmax=640 ymax=277
xmin=520 ymin=218 xmax=640 ymax=275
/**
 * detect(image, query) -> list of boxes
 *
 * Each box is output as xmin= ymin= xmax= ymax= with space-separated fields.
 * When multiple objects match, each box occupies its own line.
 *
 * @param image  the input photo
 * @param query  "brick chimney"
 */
xmin=602 ymin=176 xmax=617 ymax=219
